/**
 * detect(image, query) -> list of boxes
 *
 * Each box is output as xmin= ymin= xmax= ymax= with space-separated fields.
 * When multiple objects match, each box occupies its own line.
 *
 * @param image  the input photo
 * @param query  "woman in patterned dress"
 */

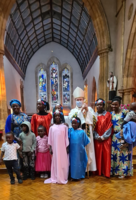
xmin=111 ymin=96 xmax=133 ymax=178
xmin=5 ymin=99 xmax=30 ymax=136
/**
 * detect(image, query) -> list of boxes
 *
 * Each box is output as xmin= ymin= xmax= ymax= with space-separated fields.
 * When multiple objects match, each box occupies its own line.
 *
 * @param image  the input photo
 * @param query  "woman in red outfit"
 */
xmin=31 ymin=100 xmax=52 ymax=136
xmin=94 ymin=98 xmax=112 ymax=178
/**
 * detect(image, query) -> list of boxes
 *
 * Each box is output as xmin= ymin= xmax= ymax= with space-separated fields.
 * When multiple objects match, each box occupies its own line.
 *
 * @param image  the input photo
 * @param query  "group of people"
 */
xmin=1 ymin=86 xmax=136 ymax=185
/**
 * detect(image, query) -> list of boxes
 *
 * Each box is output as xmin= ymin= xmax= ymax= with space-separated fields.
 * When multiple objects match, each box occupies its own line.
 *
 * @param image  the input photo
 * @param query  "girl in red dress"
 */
xmin=94 ymin=98 xmax=112 ymax=178
xmin=31 ymin=100 xmax=52 ymax=136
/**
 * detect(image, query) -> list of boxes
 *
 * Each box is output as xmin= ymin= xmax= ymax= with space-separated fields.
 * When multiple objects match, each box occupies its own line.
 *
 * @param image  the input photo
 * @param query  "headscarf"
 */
xmin=10 ymin=99 xmax=21 ymax=107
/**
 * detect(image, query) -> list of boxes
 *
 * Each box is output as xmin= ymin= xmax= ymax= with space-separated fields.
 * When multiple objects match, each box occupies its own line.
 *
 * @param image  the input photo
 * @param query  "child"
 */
xmin=19 ymin=121 xmax=36 ymax=180
xmin=69 ymin=117 xmax=90 ymax=180
xmin=53 ymin=104 xmax=65 ymax=123
xmin=44 ymin=110 xmax=69 ymax=184
xmin=35 ymin=125 xmax=51 ymax=178
xmin=0 ymin=132 xmax=23 ymax=184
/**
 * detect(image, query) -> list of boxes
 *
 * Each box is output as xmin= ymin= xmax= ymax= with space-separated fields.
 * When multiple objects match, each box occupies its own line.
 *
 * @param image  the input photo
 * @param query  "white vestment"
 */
xmin=107 ymin=76 xmax=117 ymax=91
xmin=69 ymin=106 xmax=97 ymax=171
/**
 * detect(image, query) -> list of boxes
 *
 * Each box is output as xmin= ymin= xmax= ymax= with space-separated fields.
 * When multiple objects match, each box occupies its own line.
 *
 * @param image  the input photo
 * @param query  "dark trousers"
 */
xmin=22 ymin=152 xmax=35 ymax=167
xmin=4 ymin=160 xmax=21 ymax=181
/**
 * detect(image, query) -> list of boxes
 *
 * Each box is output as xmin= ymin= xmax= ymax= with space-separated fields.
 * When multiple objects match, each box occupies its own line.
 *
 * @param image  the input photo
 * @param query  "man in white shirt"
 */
xmin=69 ymin=87 xmax=97 ymax=172
xmin=0 ymin=132 xmax=23 ymax=184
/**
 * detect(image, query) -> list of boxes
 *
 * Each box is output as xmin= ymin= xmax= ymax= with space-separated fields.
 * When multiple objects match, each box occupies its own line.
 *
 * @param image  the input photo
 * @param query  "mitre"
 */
xmin=73 ymin=87 xmax=84 ymax=99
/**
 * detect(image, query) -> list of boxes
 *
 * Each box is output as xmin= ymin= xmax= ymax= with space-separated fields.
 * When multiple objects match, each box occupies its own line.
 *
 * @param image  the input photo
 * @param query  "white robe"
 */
xmin=69 ymin=106 xmax=97 ymax=171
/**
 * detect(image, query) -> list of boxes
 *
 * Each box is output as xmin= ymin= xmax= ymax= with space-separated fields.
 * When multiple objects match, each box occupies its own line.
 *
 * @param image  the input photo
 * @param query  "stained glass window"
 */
xmin=62 ymin=68 xmax=70 ymax=105
xmin=50 ymin=62 xmax=59 ymax=105
xmin=38 ymin=68 xmax=47 ymax=101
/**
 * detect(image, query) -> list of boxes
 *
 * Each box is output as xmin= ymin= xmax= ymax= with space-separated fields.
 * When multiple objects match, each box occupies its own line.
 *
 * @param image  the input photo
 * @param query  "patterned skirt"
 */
xmin=111 ymin=134 xmax=133 ymax=176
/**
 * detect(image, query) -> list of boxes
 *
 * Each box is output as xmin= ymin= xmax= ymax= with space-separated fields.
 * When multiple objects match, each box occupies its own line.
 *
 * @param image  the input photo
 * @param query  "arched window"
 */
xmin=50 ymin=62 xmax=59 ymax=106
xmin=38 ymin=68 xmax=47 ymax=101
xmin=62 ymin=68 xmax=70 ymax=106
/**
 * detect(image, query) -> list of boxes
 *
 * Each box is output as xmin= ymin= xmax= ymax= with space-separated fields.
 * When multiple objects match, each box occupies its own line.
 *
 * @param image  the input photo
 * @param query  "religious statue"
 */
xmin=107 ymin=72 xmax=117 ymax=100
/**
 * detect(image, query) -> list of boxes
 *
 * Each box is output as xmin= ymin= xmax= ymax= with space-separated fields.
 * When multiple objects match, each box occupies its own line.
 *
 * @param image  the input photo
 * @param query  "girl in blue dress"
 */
xmin=68 ymin=117 xmax=90 ymax=180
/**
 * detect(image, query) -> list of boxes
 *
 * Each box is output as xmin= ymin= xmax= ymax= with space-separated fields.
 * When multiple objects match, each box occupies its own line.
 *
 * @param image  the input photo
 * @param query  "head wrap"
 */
xmin=10 ymin=99 xmax=21 ymax=107
xmin=37 ymin=99 xmax=50 ymax=111
xmin=73 ymin=87 xmax=84 ymax=99
xmin=95 ymin=98 xmax=105 ymax=105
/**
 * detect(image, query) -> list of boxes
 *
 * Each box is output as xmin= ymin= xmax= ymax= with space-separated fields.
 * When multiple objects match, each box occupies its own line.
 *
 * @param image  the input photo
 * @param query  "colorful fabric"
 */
xmin=111 ymin=109 xmax=133 ymax=176
xmin=111 ymin=109 xmax=128 ymax=133
xmin=68 ymin=128 xmax=90 ymax=179
xmin=69 ymin=106 xmax=97 ymax=171
xmin=5 ymin=113 xmax=29 ymax=136
xmin=31 ymin=113 xmax=52 ymax=136
xmin=44 ymin=124 xmax=69 ymax=184
xmin=10 ymin=99 xmax=21 ymax=107
xmin=94 ymin=111 xmax=112 ymax=177
xmin=93 ymin=115 xmax=97 ymax=130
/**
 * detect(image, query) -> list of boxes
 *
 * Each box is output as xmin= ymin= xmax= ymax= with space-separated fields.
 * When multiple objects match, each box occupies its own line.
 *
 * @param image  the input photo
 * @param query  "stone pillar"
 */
xmin=0 ymin=49 xmax=7 ymax=131
xmin=98 ymin=49 xmax=109 ymax=103
xmin=118 ymin=88 xmax=136 ymax=104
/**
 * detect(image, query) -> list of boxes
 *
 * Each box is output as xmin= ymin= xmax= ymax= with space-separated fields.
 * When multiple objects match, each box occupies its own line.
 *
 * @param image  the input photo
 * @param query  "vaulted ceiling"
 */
xmin=5 ymin=0 xmax=97 ymax=75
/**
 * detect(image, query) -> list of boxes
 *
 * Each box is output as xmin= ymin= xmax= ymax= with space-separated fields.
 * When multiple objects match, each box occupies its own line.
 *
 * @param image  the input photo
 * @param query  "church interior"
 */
xmin=1 ymin=0 xmax=136 ymax=199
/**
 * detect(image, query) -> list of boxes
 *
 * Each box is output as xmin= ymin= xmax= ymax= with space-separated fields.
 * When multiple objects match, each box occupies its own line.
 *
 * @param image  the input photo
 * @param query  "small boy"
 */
xmin=19 ymin=121 xmax=36 ymax=180
xmin=0 ymin=132 xmax=23 ymax=184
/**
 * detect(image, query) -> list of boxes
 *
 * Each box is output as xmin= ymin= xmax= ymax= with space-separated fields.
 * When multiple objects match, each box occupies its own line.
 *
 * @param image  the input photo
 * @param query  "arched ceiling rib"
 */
xmin=5 ymin=0 xmax=97 ymax=74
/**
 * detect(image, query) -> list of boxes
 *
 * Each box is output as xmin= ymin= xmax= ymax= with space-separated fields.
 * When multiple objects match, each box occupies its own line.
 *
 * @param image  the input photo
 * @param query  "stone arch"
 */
xmin=0 ymin=0 xmax=111 ymax=130
xmin=122 ymin=11 xmax=136 ymax=103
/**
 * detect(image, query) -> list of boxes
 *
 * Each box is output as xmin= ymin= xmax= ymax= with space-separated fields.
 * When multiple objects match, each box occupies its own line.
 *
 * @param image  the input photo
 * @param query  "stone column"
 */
xmin=98 ymin=49 xmax=109 ymax=103
xmin=0 ymin=49 xmax=7 ymax=131
xmin=118 ymin=88 xmax=136 ymax=104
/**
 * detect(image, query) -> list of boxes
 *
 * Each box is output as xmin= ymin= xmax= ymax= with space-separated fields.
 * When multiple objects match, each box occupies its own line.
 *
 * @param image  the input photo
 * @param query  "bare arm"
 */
xmin=0 ymin=151 xmax=4 ymax=165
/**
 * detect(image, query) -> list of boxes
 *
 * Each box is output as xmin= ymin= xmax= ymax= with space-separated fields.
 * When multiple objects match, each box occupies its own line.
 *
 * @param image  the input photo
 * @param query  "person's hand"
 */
xmin=81 ymin=104 xmax=88 ymax=112
xmin=120 ymin=143 xmax=128 ymax=149
xmin=18 ymin=151 xmax=23 ymax=158
xmin=120 ymin=129 xmax=123 ymax=137
xmin=0 ymin=158 xmax=3 ymax=165
xmin=97 ymin=137 xmax=102 ymax=142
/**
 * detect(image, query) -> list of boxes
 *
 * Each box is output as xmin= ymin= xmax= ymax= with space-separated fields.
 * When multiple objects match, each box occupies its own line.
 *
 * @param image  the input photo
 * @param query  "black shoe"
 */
xmin=23 ymin=167 xmax=29 ymax=180
xmin=18 ymin=179 xmax=23 ymax=184
xmin=10 ymin=179 xmax=15 ymax=184
xmin=23 ymin=176 xmax=27 ymax=180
